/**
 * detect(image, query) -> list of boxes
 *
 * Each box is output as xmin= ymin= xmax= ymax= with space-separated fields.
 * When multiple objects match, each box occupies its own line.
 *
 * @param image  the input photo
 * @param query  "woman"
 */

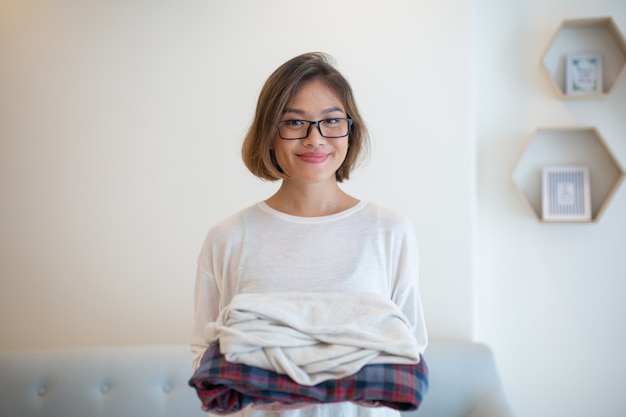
xmin=190 ymin=52 xmax=428 ymax=417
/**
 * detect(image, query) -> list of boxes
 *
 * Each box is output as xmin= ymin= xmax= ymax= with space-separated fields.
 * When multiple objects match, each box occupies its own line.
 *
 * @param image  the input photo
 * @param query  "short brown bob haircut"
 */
xmin=242 ymin=52 xmax=369 ymax=182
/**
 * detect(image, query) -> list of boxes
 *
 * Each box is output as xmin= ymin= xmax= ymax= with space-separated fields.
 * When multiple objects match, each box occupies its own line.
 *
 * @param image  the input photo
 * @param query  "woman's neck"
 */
xmin=265 ymin=180 xmax=359 ymax=217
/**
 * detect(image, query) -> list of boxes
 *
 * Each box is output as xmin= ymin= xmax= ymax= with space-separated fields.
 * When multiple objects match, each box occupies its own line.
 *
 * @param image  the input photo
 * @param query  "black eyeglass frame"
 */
xmin=277 ymin=118 xmax=353 ymax=140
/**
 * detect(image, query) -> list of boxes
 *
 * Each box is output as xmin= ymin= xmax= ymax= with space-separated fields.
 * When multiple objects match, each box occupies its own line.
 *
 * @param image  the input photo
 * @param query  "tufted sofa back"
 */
xmin=0 ymin=345 xmax=206 ymax=417
xmin=0 ymin=342 xmax=514 ymax=417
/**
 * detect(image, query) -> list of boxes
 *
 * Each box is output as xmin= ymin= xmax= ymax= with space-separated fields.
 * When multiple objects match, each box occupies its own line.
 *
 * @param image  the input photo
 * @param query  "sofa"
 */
xmin=0 ymin=341 xmax=515 ymax=417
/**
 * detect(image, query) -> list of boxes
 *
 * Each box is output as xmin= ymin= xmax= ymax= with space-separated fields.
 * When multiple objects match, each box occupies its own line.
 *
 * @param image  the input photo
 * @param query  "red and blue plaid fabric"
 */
xmin=189 ymin=343 xmax=428 ymax=415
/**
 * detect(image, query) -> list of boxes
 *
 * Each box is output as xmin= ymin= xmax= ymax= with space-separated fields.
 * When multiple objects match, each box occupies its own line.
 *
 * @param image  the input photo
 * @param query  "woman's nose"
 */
xmin=302 ymin=124 xmax=326 ymax=146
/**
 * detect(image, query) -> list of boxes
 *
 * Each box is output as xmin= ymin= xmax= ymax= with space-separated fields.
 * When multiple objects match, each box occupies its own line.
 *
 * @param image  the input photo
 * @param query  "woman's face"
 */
xmin=272 ymin=80 xmax=349 ymax=185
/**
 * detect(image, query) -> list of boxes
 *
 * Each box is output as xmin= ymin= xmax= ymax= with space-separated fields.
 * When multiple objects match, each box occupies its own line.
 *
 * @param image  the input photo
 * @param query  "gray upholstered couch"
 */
xmin=0 ymin=341 xmax=514 ymax=417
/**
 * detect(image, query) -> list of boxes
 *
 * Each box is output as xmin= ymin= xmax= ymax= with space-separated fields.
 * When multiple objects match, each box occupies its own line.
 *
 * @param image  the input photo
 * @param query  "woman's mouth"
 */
xmin=297 ymin=152 xmax=329 ymax=164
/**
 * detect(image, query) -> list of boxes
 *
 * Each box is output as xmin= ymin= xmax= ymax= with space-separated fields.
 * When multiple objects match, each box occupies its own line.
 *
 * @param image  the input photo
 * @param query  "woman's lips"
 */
xmin=298 ymin=152 xmax=329 ymax=164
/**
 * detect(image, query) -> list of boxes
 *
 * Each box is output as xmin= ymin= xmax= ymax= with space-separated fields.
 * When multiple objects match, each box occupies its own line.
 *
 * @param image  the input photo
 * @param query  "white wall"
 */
xmin=474 ymin=1 xmax=626 ymax=417
xmin=0 ymin=0 xmax=474 ymax=349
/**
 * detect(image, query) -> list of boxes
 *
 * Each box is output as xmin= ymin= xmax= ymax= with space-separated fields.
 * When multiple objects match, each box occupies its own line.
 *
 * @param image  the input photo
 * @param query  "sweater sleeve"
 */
xmin=190 ymin=241 xmax=221 ymax=371
xmin=390 ymin=217 xmax=428 ymax=355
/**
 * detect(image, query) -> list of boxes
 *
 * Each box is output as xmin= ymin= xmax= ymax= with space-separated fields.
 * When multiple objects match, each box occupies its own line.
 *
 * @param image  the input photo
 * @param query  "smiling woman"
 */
xmin=269 ymin=80 xmax=351 ymax=190
xmin=241 ymin=52 xmax=368 ymax=185
xmin=190 ymin=52 xmax=428 ymax=417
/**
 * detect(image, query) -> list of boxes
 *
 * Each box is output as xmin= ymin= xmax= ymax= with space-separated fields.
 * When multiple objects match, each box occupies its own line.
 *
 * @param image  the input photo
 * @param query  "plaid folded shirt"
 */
xmin=189 ymin=343 xmax=428 ymax=415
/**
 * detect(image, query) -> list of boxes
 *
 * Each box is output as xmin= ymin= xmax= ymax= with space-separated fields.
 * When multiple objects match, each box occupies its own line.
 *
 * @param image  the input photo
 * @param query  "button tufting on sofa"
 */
xmin=0 ymin=342 xmax=515 ymax=417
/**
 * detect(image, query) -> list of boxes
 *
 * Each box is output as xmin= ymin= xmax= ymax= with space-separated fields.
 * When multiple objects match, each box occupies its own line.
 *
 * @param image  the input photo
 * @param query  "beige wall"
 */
xmin=474 ymin=1 xmax=626 ymax=417
xmin=0 ymin=0 xmax=474 ymax=348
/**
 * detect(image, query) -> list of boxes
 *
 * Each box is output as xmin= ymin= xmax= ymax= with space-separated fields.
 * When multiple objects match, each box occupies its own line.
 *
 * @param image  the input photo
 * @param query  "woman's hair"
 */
xmin=241 ymin=52 xmax=369 ymax=182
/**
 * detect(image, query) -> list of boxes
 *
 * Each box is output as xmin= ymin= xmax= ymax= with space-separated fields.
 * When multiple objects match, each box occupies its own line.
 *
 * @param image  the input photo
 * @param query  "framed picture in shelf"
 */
xmin=565 ymin=53 xmax=603 ymax=95
xmin=542 ymin=166 xmax=591 ymax=221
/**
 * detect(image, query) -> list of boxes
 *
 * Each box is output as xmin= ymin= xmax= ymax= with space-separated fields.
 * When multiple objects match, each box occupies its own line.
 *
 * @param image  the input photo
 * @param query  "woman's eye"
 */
xmin=324 ymin=118 xmax=339 ymax=124
xmin=285 ymin=120 xmax=304 ymax=126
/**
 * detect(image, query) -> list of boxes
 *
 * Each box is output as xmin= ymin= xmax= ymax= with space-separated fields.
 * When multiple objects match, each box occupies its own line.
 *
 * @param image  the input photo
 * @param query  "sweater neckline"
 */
xmin=256 ymin=200 xmax=367 ymax=224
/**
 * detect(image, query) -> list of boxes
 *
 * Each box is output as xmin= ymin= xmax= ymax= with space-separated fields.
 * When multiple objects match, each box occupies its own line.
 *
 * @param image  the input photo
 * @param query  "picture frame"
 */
xmin=542 ymin=166 xmax=591 ymax=221
xmin=565 ymin=53 xmax=603 ymax=95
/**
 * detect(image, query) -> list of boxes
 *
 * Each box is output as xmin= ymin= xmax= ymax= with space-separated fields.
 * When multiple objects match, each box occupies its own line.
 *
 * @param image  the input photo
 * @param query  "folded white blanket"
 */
xmin=205 ymin=292 xmax=420 ymax=385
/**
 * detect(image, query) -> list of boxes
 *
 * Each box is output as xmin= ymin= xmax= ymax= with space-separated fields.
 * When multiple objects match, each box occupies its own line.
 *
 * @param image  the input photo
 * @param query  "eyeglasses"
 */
xmin=277 ymin=118 xmax=353 ymax=140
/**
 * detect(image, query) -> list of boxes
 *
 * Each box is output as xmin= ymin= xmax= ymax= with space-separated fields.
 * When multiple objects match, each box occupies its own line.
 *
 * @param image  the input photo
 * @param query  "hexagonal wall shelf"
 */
xmin=542 ymin=17 xmax=626 ymax=99
xmin=512 ymin=127 xmax=624 ymax=222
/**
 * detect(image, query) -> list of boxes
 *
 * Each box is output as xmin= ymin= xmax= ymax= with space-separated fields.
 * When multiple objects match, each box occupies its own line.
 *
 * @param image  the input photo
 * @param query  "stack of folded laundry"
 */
xmin=189 ymin=292 xmax=428 ymax=414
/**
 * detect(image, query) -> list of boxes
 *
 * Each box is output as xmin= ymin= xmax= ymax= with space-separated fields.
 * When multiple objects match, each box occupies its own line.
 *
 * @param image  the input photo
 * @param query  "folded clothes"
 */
xmin=206 ymin=292 xmax=422 ymax=385
xmin=189 ymin=343 xmax=429 ymax=415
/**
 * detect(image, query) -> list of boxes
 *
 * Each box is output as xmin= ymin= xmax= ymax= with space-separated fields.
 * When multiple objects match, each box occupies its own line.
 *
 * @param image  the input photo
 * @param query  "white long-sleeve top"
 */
xmin=191 ymin=201 xmax=428 ymax=417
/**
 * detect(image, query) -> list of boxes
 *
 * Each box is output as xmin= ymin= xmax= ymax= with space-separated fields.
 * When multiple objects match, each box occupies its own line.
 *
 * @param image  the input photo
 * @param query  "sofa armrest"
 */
xmin=468 ymin=388 xmax=516 ymax=417
xmin=402 ymin=342 xmax=515 ymax=417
